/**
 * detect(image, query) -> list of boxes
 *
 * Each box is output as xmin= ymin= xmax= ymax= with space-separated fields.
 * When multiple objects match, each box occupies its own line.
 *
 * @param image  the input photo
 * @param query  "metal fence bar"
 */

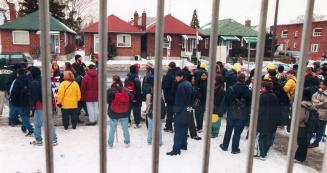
xmin=152 ymin=0 xmax=165 ymax=172
xmin=99 ymin=0 xmax=108 ymax=172
xmin=245 ymin=0 xmax=269 ymax=172
xmin=285 ymin=0 xmax=315 ymax=172
xmin=39 ymin=0 xmax=54 ymax=173
xmin=323 ymin=144 xmax=327 ymax=173
xmin=201 ymin=0 xmax=220 ymax=172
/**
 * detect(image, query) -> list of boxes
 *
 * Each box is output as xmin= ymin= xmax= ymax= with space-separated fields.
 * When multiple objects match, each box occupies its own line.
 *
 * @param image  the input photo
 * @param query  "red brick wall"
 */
xmin=84 ymin=33 xmax=94 ymax=56
xmin=272 ymin=21 xmax=327 ymax=60
xmin=146 ymin=34 xmax=182 ymax=57
xmin=60 ymin=32 xmax=76 ymax=55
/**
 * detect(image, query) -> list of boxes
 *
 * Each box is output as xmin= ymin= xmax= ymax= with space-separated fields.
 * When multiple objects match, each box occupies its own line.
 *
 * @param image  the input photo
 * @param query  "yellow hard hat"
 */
xmin=233 ymin=63 xmax=242 ymax=72
xmin=212 ymin=114 xmax=220 ymax=123
xmin=266 ymin=63 xmax=275 ymax=70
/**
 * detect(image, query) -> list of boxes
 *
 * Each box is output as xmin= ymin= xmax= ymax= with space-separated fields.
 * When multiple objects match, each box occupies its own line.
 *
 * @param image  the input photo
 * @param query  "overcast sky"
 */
xmin=91 ymin=0 xmax=327 ymax=27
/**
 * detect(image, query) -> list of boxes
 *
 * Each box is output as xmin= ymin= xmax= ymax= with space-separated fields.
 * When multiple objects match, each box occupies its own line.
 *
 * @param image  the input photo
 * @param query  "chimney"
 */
xmin=245 ymin=19 xmax=251 ymax=28
xmin=133 ymin=11 xmax=139 ymax=26
xmin=141 ymin=10 xmax=147 ymax=31
xmin=8 ymin=2 xmax=16 ymax=21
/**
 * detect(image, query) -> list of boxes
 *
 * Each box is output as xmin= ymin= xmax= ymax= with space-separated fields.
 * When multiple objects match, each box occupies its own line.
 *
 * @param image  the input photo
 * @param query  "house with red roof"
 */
xmin=83 ymin=15 xmax=143 ymax=59
xmin=130 ymin=11 xmax=202 ymax=59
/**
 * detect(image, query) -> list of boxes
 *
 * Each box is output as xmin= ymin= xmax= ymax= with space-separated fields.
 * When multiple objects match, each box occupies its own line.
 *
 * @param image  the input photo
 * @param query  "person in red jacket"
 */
xmin=81 ymin=64 xmax=98 ymax=125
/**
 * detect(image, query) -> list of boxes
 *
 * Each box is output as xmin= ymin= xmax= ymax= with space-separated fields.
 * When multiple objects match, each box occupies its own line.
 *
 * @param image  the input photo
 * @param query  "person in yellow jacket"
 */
xmin=284 ymin=70 xmax=297 ymax=102
xmin=57 ymin=71 xmax=81 ymax=130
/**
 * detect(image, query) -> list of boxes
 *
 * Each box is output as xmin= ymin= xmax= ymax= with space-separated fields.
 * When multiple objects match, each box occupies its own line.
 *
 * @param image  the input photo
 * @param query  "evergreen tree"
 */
xmin=190 ymin=9 xmax=200 ymax=29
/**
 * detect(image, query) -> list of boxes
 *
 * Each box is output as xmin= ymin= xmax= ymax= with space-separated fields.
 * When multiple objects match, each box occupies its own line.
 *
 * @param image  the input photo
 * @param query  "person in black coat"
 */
xmin=255 ymin=81 xmax=281 ymax=159
xmin=219 ymin=73 xmax=251 ymax=154
xmin=304 ymin=67 xmax=320 ymax=96
xmin=125 ymin=64 xmax=142 ymax=127
xmin=194 ymin=71 xmax=208 ymax=132
xmin=167 ymin=71 xmax=193 ymax=156
xmin=162 ymin=62 xmax=180 ymax=132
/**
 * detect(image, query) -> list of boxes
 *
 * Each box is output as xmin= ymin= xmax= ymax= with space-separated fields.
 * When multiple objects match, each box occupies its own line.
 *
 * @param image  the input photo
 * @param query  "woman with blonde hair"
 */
xmin=57 ymin=71 xmax=81 ymax=130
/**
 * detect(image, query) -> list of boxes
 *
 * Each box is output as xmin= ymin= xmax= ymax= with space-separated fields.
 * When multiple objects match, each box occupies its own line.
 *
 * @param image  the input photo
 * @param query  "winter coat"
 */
xmin=257 ymin=91 xmax=280 ymax=135
xmin=147 ymin=95 xmax=166 ymax=120
xmin=194 ymin=68 xmax=206 ymax=81
xmin=0 ymin=67 xmax=14 ymax=91
xmin=298 ymin=101 xmax=312 ymax=128
xmin=57 ymin=80 xmax=81 ymax=109
xmin=10 ymin=75 xmax=30 ymax=107
xmin=224 ymin=69 xmax=238 ymax=89
xmin=142 ymin=68 xmax=154 ymax=96
xmin=174 ymin=79 xmax=193 ymax=125
xmin=304 ymin=74 xmax=320 ymax=89
xmin=220 ymin=82 xmax=252 ymax=119
xmin=284 ymin=76 xmax=296 ymax=98
xmin=125 ymin=71 xmax=142 ymax=105
xmin=213 ymin=74 xmax=225 ymax=115
xmin=162 ymin=67 xmax=180 ymax=105
xmin=81 ymin=69 xmax=98 ymax=102
xmin=107 ymin=84 xmax=132 ymax=119
xmin=194 ymin=78 xmax=208 ymax=107
xmin=29 ymin=77 xmax=42 ymax=109
xmin=312 ymin=89 xmax=327 ymax=121
xmin=72 ymin=62 xmax=86 ymax=77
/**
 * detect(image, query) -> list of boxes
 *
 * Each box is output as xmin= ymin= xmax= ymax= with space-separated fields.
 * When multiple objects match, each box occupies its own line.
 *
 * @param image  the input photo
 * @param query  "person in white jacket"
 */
xmin=308 ymin=79 xmax=327 ymax=148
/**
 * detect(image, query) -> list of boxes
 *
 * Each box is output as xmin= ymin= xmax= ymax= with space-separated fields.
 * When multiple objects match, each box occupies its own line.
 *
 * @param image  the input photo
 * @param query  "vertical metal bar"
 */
xmin=322 ymin=144 xmax=327 ymax=173
xmin=152 ymin=0 xmax=165 ymax=172
xmin=99 ymin=0 xmax=108 ymax=173
xmin=39 ymin=0 xmax=54 ymax=172
xmin=286 ymin=0 xmax=315 ymax=172
xmin=201 ymin=0 xmax=220 ymax=173
xmin=271 ymin=0 xmax=279 ymax=60
xmin=245 ymin=0 xmax=269 ymax=172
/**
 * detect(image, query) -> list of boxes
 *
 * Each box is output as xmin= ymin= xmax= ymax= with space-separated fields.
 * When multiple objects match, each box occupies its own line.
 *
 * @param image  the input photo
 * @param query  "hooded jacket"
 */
xmin=125 ymin=71 xmax=141 ymax=104
xmin=162 ymin=67 xmax=180 ymax=105
xmin=299 ymin=101 xmax=312 ymax=128
xmin=10 ymin=74 xmax=30 ymax=107
xmin=284 ymin=76 xmax=297 ymax=98
xmin=312 ymin=89 xmax=327 ymax=121
xmin=107 ymin=82 xmax=132 ymax=119
xmin=57 ymin=80 xmax=81 ymax=109
xmin=81 ymin=69 xmax=98 ymax=102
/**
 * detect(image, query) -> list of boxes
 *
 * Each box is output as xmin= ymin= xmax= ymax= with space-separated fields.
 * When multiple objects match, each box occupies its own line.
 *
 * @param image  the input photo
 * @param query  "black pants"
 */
xmin=165 ymin=105 xmax=174 ymax=130
xmin=78 ymin=101 xmax=88 ymax=117
xmin=62 ymin=108 xmax=78 ymax=129
xmin=295 ymin=127 xmax=309 ymax=162
xmin=195 ymin=106 xmax=205 ymax=130
xmin=189 ymin=110 xmax=198 ymax=138
xmin=128 ymin=103 xmax=141 ymax=125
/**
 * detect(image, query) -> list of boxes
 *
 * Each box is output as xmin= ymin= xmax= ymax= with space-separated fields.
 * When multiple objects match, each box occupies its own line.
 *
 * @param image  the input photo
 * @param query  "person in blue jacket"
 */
xmin=167 ymin=70 xmax=193 ymax=156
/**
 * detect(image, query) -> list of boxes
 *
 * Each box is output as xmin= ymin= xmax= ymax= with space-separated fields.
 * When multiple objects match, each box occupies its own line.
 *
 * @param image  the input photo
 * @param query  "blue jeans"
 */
xmin=8 ymin=101 xmax=19 ymax=124
xmin=313 ymin=120 xmax=327 ymax=144
xmin=173 ymin=123 xmax=188 ymax=152
xmin=108 ymin=118 xmax=130 ymax=146
xmin=18 ymin=107 xmax=33 ymax=132
xmin=34 ymin=109 xmax=57 ymax=142
xmin=222 ymin=117 xmax=245 ymax=152
xmin=147 ymin=118 xmax=163 ymax=145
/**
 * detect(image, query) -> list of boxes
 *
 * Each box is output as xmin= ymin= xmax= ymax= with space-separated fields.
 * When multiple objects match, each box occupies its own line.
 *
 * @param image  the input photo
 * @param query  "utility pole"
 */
xmin=271 ymin=0 xmax=279 ymax=60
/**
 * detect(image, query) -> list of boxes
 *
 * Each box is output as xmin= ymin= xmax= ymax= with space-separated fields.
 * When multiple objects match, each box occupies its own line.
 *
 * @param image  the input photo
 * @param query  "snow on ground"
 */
xmin=0 ymin=106 xmax=318 ymax=173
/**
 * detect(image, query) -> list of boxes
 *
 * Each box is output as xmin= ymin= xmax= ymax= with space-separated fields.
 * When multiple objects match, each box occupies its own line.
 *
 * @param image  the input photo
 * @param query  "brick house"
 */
xmin=271 ymin=21 xmax=327 ymax=60
xmin=0 ymin=10 xmax=76 ymax=58
xmin=199 ymin=19 xmax=258 ymax=59
xmin=83 ymin=15 xmax=143 ymax=59
xmin=130 ymin=11 xmax=202 ymax=59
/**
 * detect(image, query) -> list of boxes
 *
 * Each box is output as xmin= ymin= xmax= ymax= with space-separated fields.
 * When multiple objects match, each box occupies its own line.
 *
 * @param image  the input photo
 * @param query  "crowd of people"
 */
xmin=0 ymin=55 xmax=326 ymax=162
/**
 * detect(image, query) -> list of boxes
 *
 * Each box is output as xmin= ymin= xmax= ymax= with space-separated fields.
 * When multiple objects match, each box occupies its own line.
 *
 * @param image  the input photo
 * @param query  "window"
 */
xmin=163 ymin=38 xmax=171 ymax=48
xmin=313 ymin=28 xmax=322 ymax=37
xmin=94 ymin=34 xmax=99 ymax=53
xmin=311 ymin=44 xmax=320 ymax=52
xmin=204 ymin=38 xmax=209 ymax=49
xmin=12 ymin=31 xmax=30 ymax=45
xmin=117 ymin=34 xmax=131 ymax=47
xmin=294 ymin=31 xmax=298 ymax=37
xmin=227 ymin=41 xmax=232 ymax=50
xmin=64 ymin=32 xmax=68 ymax=46
xmin=293 ymin=43 xmax=297 ymax=49
xmin=281 ymin=30 xmax=288 ymax=38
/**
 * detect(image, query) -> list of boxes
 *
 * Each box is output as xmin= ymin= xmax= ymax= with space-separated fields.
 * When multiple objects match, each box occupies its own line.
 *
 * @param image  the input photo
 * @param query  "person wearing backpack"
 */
xmin=125 ymin=64 xmax=142 ymax=128
xmin=10 ymin=68 xmax=33 ymax=136
xmin=308 ymin=79 xmax=327 ymax=148
xmin=57 ymin=71 xmax=81 ymax=130
xmin=254 ymin=81 xmax=280 ymax=160
xmin=107 ymin=75 xmax=132 ymax=148
xmin=219 ymin=73 xmax=252 ymax=154
xmin=295 ymin=89 xmax=314 ymax=162
xmin=162 ymin=62 xmax=180 ymax=133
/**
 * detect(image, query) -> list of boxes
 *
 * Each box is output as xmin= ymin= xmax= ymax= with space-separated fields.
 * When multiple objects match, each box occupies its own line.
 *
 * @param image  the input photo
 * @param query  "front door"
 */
xmin=50 ymin=35 xmax=60 ymax=54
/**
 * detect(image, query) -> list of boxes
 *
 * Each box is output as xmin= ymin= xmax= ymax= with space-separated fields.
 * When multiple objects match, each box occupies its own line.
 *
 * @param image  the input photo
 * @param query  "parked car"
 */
xmin=0 ymin=52 xmax=33 ymax=68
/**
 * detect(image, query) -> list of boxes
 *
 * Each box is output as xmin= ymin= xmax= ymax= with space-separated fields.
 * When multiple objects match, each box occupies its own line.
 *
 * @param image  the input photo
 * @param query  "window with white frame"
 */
xmin=294 ymin=31 xmax=298 ymax=37
xmin=281 ymin=30 xmax=288 ymax=38
xmin=293 ymin=43 xmax=297 ymax=49
xmin=94 ymin=34 xmax=99 ymax=53
xmin=163 ymin=38 xmax=171 ymax=48
xmin=117 ymin=34 xmax=131 ymax=47
xmin=313 ymin=28 xmax=322 ymax=37
xmin=311 ymin=44 xmax=320 ymax=52
xmin=204 ymin=38 xmax=209 ymax=49
xmin=12 ymin=31 xmax=30 ymax=45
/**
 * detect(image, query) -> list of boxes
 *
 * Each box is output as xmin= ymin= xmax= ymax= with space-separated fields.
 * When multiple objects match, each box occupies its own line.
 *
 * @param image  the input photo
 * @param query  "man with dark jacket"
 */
xmin=194 ymin=71 xmax=208 ymax=132
xmin=304 ymin=67 xmax=320 ymax=96
xmin=219 ymin=73 xmax=251 ymax=154
xmin=125 ymin=64 xmax=142 ymax=128
xmin=167 ymin=71 xmax=193 ymax=156
xmin=0 ymin=59 xmax=14 ymax=117
xmin=10 ymin=68 xmax=33 ymax=136
xmin=255 ymin=81 xmax=280 ymax=159
xmin=162 ymin=62 xmax=180 ymax=132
